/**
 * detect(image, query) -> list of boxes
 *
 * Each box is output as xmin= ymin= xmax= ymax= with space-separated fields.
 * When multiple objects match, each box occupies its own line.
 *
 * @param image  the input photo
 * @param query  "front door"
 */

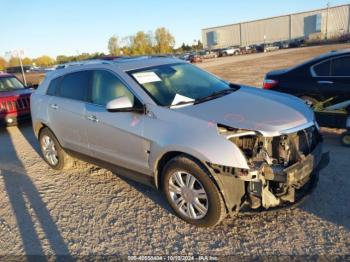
xmin=85 ymin=70 xmax=150 ymax=174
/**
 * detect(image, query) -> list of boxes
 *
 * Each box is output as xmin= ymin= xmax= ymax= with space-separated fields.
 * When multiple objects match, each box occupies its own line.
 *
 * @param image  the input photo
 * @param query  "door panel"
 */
xmin=329 ymin=56 xmax=350 ymax=104
xmin=85 ymin=103 xmax=150 ymax=174
xmin=47 ymin=70 xmax=91 ymax=155
xmin=48 ymin=97 xmax=89 ymax=155
xmin=311 ymin=59 xmax=337 ymax=102
xmin=85 ymin=69 xmax=150 ymax=174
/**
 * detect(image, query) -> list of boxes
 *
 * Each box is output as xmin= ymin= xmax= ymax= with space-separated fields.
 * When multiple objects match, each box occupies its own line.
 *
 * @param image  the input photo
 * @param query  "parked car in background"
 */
xmin=199 ymin=50 xmax=218 ymax=59
xmin=6 ymin=66 xmax=32 ymax=74
xmin=240 ymin=46 xmax=253 ymax=54
xmin=189 ymin=54 xmax=203 ymax=63
xmin=274 ymin=41 xmax=290 ymax=49
xmin=0 ymin=72 xmax=33 ymax=125
xmin=218 ymin=46 xmax=240 ymax=57
xmin=289 ymin=38 xmax=306 ymax=48
xmin=32 ymin=57 xmax=325 ymax=226
xmin=261 ymin=43 xmax=280 ymax=52
xmin=263 ymin=49 xmax=350 ymax=108
xmin=263 ymin=49 xmax=350 ymax=143
xmin=249 ymin=45 xmax=261 ymax=53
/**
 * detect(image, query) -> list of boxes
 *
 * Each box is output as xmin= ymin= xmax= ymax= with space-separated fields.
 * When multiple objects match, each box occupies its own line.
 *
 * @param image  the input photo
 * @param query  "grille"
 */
xmin=0 ymin=96 xmax=30 ymax=112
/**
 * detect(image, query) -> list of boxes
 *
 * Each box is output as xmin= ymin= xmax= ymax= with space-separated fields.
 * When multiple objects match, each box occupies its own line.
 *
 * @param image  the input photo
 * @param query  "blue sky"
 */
xmin=1 ymin=0 xmax=349 ymax=58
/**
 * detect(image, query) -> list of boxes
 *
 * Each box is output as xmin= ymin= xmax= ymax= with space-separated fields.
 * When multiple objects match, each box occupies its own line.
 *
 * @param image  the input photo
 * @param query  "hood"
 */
xmin=0 ymin=88 xmax=33 ymax=98
xmin=177 ymin=86 xmax=314 ymax=136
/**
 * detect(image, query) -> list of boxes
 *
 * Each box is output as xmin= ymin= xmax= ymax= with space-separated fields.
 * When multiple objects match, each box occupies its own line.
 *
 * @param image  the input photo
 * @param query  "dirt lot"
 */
xmin=0 ymin=44 xmax=349 ymax=259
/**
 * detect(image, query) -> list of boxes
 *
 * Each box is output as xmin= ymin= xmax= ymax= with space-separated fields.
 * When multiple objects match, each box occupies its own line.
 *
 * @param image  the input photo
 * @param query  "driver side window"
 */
xmin=91 ymin=70 xmax=134 ymax=106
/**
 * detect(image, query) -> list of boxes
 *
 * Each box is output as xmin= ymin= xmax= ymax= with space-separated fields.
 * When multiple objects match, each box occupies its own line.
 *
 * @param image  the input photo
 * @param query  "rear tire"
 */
xmin=39 ymin=127 xmax=74 ymax=170
xmin=161 ymin=155 xmax=226 ymax=227
xmin=341 ymin=130 xmax=350 ymax=147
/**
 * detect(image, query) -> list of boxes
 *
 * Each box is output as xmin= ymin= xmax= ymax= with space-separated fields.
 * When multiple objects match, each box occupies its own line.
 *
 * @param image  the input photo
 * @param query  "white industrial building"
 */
xmin=202 ymin=4 xmax=350 ymax=49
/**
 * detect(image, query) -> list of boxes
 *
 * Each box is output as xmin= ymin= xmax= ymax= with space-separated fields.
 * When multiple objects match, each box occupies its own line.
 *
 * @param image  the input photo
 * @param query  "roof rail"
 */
xmin=56 ymin=59 xmax=112 ymax=69
xmin=56 ymin=55 xmax=176 ymax=69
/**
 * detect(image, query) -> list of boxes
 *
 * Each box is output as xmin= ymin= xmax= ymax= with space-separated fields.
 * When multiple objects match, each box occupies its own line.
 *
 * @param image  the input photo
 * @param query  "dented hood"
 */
xmin=177 ymin=86 xmax=314 ymax=136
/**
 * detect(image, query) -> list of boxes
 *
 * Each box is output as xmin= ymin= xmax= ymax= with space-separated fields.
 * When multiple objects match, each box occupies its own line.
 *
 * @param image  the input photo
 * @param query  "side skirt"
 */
xmin=65 ymin=149 xmax=156 ymax=188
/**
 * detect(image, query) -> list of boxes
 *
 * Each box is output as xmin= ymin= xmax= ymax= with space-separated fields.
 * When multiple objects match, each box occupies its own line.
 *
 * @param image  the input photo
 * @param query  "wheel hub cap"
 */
xmin=168 ymin=171 xmax=208 ymax=220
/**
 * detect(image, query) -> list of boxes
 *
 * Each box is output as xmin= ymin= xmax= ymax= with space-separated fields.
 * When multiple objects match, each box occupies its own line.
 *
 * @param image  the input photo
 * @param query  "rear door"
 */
xmin=329 ymin=55 xmax=350 ymax=105
xmin=310 ymin=59 xmax=336 ymax=102
xmin=47 ymin=70 xmax=91 ymax=155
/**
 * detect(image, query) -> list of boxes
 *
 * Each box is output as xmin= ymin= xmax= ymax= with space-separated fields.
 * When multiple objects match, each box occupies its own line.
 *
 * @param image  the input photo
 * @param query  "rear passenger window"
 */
xmin=313 ymin=60 xmax=331 ymax=76
xmin=58 ymin=71 xmax=91 ymax=101
xmin=331 ymin=56 xmax=350 ymax=76
xmin=47 ymin=77 xmax=61 ymax=96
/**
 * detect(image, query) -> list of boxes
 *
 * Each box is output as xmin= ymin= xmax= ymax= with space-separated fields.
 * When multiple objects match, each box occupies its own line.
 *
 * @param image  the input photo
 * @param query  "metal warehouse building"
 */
xmin=202 ymin=4 xmax=350 ymax=49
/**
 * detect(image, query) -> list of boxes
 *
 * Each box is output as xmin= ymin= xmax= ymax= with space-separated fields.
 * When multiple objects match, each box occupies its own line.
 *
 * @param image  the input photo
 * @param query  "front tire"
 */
xmin=39 ymin=128 xmax=74 ymax=170
xmin=162 ymin=156 xmax=226 ymax=227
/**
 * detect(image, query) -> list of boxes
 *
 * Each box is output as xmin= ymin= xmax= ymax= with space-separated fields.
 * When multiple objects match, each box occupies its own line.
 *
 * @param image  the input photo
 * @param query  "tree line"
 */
xmin=0 ymin=27 xmax=203 ymax=71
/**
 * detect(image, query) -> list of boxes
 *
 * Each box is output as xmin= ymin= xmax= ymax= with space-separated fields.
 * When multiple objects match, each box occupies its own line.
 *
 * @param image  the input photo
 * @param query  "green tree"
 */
xmin=131 ymin=31 xmax=153 ymax=55
xmin=56 ymin=55 xmax=70 ymax=64
xmin=108 ymin=35 xmax=120 ymax=56
xmin=180 ymin=43 xmax=192 ymax=52
xmin=8 ymin=57 xmax=20 ymax=67
xmin=196 ymin=40 xmax=203 ymax=50
xmin=33 ymin=55 xmax=55 ymax=67
xmin=22 ymin=57 xmax=32 ymax=66
xmin=0 ymin=57 xmax=7 ymax=71
xmin=154 ymin=27 xmax=175 ymax=54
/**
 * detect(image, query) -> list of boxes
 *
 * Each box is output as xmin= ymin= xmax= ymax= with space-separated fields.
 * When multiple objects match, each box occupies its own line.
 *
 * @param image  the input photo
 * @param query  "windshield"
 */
xmin=129 ymin=63 xmax=237 ymax=107
xmin=0 ymin=76 xmax=25 ymax=91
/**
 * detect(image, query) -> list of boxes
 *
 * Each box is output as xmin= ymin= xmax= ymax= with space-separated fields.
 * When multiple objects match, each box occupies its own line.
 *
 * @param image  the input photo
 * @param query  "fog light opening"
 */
xmin=7 ymin=118 xmax=14 ymax=124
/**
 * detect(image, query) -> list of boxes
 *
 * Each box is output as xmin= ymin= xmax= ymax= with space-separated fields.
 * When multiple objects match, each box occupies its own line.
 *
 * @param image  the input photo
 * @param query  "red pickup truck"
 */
xmin=0 ymin=72 xmax=33 ymax=125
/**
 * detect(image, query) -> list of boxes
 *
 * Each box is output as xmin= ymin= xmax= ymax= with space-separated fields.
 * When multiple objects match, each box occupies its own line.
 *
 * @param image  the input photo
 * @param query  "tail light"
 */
xmin=263 ymin=79 xmax=279 ymax=89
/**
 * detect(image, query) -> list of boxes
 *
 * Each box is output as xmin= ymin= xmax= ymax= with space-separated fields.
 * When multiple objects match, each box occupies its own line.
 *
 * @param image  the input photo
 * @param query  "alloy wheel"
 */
xmin=41 ymin=135 xmax=59 ymax=166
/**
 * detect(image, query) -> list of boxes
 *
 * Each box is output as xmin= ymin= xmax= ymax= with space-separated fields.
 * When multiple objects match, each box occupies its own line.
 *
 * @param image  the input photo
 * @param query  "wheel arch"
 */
xmin=36 ymin=123 xmax=63 ymax=147
xmin=154 ymin=151 xmax=241 ymax=214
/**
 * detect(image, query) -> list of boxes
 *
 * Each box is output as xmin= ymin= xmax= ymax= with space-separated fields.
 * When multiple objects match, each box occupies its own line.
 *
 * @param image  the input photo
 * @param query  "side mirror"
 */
xmin=106 ymin=96 xmax=144 ymax=113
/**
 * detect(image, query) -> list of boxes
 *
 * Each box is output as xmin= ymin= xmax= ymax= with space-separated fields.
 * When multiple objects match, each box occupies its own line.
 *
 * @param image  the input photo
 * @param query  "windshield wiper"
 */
xmin=170 ymin=86 xmax=238 ymax=108
xmin=170 ymin=100 xmax=195 ymax=107
xmin=193 ymin=88 xmax=236 ymax=104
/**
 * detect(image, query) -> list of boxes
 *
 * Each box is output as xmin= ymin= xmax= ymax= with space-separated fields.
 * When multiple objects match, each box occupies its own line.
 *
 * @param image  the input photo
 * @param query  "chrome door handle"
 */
xmin=87 ymin=115 xmax=99 ymax=122
xmin=50 ymin=104 xmax=58 ymax=110
xmin=317 ymin=80 xmax=333 ymax=84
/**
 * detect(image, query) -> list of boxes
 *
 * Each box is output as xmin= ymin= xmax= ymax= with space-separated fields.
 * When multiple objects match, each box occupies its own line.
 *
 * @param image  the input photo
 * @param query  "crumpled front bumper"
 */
xmin=244 ymin=142 xmax=328 ymax=210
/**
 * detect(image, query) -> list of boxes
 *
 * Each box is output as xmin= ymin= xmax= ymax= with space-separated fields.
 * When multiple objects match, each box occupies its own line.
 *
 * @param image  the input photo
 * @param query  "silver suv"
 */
xmin=31 ymin=57 xmax=324 ymax=227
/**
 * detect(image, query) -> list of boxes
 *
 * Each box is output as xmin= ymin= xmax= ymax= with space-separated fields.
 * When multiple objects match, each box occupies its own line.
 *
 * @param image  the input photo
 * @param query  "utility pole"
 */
xmin=325 ymin=1 xmax=330 ymax=40
xmin=18 ymin=54 xmax=27 ymax=86
xmin=5 ymin=50 xmax=27 ymax=86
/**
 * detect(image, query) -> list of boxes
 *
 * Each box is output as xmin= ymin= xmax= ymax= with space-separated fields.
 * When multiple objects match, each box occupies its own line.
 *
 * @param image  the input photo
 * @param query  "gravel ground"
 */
xmin=0 ymin=44 xmax=350 ymax=259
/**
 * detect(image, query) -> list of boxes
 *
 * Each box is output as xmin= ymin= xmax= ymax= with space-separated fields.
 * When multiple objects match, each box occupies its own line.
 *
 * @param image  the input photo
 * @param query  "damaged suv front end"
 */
xmin=213 ymin=122 xmax=323 ymax=211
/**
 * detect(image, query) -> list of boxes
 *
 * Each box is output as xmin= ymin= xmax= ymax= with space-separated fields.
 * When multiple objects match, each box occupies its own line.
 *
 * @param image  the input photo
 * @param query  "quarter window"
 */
xmin=47 ymin=77 xmax=61 ymax=96
xmin=313 ymin=60 xmax=331 ymax=76
xmin=58 ymin=71 xmax=91 ymax=101
xmin=331 ymin=56 xmax=350 ymax=77
xmin=91 ymin=70 xmax=134 ymax=106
